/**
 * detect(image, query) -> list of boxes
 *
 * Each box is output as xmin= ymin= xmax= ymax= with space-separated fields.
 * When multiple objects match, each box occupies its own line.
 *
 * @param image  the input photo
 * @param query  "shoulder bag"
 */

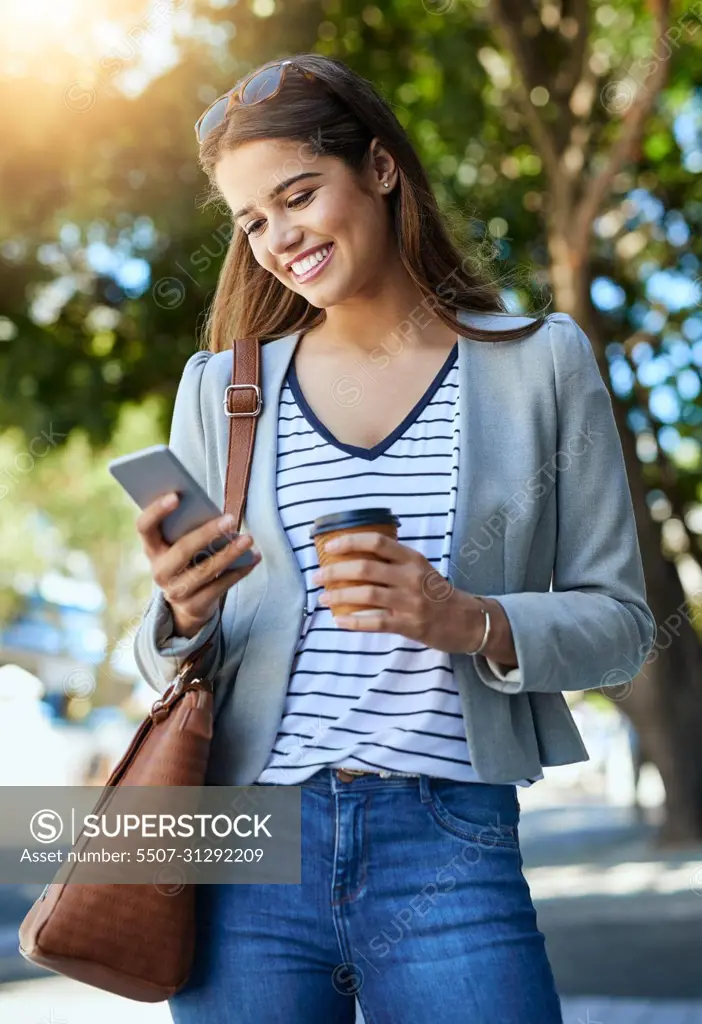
xmin=18 ymin=336 xmax=262 ymax=1002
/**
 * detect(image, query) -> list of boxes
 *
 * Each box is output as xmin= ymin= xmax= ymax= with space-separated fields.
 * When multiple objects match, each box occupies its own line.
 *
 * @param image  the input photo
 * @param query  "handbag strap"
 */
xmin=213 ymin=336 xmax=262 ymax=616
xmin=222 ymin=336 xmax=262 ymax=528
xmin=170 ymin=337 xmax=263 ymax=687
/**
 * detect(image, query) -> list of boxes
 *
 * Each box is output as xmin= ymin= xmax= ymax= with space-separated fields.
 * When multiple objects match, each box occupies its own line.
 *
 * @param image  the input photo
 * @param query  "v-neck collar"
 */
xmin=285 ymin=341 xmax=458 ymax=462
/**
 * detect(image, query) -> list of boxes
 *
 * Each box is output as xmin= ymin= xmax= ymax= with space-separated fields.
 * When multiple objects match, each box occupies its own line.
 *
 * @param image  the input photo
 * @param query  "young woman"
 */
xmin=134 ymin=53 xmax=655 ymax=1024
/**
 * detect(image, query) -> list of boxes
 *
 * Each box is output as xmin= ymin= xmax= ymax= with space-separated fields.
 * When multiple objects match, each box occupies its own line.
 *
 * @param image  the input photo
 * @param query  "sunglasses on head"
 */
xmin=194 ymin=59 xmax=322 ymax=144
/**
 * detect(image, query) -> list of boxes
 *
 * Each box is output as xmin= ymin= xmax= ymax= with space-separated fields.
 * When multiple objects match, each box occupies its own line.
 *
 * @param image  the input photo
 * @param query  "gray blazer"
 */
xmin=133 ymin=309 xmax=656 ymax=786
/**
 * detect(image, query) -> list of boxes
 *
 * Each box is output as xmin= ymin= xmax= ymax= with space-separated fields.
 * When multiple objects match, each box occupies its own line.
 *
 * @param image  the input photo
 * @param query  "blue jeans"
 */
xmin=168 ymin=768 xmax=563 ymax=1024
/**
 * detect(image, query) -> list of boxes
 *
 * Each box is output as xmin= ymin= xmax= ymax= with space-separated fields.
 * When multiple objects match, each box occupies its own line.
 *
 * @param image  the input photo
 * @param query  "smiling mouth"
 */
xmin=289 ymin=243 xmax=335 ymax=283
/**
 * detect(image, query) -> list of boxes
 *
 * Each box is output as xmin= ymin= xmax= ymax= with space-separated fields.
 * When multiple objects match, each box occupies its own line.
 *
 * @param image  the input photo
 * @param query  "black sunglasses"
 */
xmin=194 ymin=60 xmax=322 ymax=144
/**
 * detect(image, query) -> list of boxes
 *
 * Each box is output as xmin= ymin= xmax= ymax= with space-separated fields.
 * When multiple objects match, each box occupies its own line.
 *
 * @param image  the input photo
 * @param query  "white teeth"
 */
xmin=291 ymin=245 xmax=331 ymax=276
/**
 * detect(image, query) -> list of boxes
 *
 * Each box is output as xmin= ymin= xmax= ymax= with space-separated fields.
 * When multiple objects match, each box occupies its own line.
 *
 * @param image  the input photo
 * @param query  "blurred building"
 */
xmin=0 ymin=573 xmax=154 ymax=784
xmin=0 ymin=572 xmax=138 ymax=696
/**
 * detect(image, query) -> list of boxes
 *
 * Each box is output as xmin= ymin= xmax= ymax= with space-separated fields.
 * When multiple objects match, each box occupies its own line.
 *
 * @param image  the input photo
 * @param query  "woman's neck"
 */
xmin=302 ymin=287 xmax=458 ymax=358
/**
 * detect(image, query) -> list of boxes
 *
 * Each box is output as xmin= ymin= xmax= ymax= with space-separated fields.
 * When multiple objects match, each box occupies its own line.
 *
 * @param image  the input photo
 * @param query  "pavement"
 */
xmin=2 ymin=796 xmax=701 ymax=1023
xmin=518 ymin=802 xmax=702 ymax=1001
xmin=3 ymin=976 xmax=702 ymax=1024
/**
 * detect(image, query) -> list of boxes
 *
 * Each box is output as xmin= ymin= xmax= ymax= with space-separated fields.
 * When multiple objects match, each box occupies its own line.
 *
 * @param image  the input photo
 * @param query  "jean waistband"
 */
xmin=336 ymin=766 xmax=422 ymax=779
xmin=298 ymin=767 xmax=519 ymax=812
xmin=254 ymin=767 xmax=423 ymax=784
xmin=300 ymin=766 xmax=431 ymax=795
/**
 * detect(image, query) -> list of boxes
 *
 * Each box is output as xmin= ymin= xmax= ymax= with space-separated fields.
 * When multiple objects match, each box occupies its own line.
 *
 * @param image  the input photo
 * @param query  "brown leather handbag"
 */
xmin=18 ymin=337 xmax=263 ymax=1002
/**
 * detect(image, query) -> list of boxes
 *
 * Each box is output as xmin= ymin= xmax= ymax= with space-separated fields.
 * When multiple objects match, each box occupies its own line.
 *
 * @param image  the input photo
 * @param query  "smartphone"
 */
xmin=108 ymin=444 xmax=256 ymax=572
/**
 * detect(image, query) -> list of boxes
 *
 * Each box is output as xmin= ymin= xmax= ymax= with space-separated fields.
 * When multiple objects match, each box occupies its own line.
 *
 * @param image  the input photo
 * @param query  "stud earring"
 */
xmin=383 ymin=182 xmax=390 ymax=188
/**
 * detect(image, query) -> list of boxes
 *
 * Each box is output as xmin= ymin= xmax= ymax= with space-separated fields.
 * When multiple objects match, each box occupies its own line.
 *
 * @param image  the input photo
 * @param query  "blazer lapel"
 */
xmin=222 ymin=330 xmax=310 ymax=775
xmin=447 ymin=329 xmax=477 ymax=596
xmin=447 ymin=309 xmax=544 ymax=601
xmin=448 ymin=310 xmax=501 ymax=599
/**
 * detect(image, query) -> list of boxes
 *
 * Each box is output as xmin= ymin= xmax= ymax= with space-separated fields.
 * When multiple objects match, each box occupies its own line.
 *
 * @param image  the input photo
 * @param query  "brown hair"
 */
xmin=196 ymin=53 xmax=549 ymax=353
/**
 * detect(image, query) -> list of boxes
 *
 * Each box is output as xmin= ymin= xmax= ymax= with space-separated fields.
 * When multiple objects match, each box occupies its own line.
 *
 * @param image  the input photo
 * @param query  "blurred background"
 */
xmin=1 ymin=0 xmax=702 ymax=1021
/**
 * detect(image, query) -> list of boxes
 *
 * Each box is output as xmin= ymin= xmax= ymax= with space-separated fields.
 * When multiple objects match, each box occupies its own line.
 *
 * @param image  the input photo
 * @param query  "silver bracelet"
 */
xmin=464 ymin=598 xmax=491 ymax=655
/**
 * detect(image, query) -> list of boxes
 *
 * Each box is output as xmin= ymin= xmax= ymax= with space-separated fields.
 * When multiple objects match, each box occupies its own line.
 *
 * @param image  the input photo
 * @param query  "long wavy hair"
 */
xmin=196 ymin=52 xmax=549 ymax=353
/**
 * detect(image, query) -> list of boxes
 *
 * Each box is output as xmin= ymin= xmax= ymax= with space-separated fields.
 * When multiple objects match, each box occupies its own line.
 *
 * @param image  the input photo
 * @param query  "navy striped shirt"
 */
xmin=256 ymin=342 xmax=542 ymax=787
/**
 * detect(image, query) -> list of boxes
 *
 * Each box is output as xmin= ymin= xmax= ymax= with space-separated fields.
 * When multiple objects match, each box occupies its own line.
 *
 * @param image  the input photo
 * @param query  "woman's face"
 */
xmin=214 ymin=137 xmax=396 ymax=309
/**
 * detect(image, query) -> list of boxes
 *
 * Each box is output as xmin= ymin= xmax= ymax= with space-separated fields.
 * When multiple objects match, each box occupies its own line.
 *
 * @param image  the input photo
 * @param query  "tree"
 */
xmin=486 ymin=0 xmax=702 ymax=844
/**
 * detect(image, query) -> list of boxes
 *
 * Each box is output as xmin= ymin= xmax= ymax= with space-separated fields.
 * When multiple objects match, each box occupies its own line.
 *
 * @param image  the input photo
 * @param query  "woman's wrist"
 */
xmin=166 ymin=600 xmax=204 ymax=640
xmin=453 ymin=591 xmax=518 ymax=667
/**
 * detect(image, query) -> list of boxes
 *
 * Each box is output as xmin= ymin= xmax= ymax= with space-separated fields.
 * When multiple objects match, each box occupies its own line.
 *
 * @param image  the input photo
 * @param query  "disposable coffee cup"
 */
xmin=310 ymin=508 xmax=401 ymax=617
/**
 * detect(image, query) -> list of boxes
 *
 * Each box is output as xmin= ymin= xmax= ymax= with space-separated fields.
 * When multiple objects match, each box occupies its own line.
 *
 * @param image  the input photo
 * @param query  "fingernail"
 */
xmin=218 ymin=513 xmax=234 ymax=529
xmin=162 ymin=493 xmax=178 ymax=508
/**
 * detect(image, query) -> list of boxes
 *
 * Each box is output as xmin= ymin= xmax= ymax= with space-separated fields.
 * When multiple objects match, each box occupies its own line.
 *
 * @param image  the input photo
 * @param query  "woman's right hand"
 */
xmin=136 ymin=491 xmax=262 ymax=639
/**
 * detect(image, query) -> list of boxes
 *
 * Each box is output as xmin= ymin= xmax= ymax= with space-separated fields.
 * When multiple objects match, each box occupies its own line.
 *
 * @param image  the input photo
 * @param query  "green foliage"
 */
xmin=1 ymin=0 xmax=702 ymax=650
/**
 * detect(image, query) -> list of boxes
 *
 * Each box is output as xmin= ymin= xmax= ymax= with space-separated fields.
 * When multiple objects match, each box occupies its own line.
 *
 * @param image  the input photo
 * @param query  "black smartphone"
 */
xmin=108 ymin=444 xmax=256 ymax=572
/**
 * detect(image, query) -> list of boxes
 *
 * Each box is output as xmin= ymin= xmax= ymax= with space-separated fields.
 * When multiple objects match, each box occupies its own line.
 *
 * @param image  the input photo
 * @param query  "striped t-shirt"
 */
xmin=256 ymin=342 xmax=542 ymax=788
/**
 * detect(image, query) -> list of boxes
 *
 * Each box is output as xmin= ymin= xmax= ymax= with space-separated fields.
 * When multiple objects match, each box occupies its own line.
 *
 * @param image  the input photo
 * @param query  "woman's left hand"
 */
xmin=310 ymin=530 xmax=484 ymax=654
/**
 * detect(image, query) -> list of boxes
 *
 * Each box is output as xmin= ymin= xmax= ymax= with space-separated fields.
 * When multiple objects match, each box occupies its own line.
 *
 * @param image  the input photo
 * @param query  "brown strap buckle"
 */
xmin=223 ymin=383 xmax=262 ymax=417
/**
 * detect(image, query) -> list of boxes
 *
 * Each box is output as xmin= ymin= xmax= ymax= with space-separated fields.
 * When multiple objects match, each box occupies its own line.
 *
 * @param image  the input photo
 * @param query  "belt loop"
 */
xmin=419 ymin=775 xmax=432 ymax=803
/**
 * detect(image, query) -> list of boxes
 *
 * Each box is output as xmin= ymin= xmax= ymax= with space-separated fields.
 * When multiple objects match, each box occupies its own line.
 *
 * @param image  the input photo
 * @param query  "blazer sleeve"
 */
xmin=472 ymin=313 xmax=656 ymax=695
xmin=132 ymin=350 xmax=226 ymax=696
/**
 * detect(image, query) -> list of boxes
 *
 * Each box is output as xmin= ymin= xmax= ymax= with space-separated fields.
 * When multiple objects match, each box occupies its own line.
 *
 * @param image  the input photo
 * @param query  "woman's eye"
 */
xmin=288 ymin=189 xmax=315 ymax=209
xmin=245 ymin=190 xmax=315 ymax=237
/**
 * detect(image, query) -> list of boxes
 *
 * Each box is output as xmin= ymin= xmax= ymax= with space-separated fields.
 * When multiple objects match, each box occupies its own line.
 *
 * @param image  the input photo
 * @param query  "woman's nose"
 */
xmin=268 ymin=225 xmax=303 ymax=260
